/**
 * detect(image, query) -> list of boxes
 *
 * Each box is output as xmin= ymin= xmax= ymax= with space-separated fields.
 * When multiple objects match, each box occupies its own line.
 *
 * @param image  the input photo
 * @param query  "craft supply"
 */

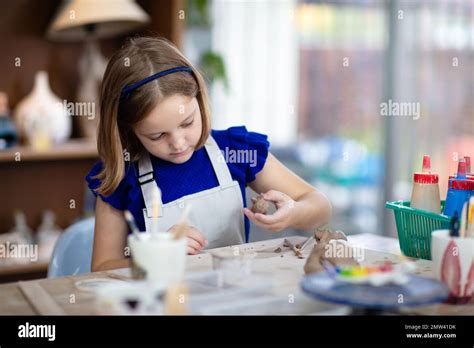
xmin=410 ymin=155 xmax=440 ymax=213
xmin=152 ymin=188 xmax=160 ymax=236
xmin=465 ymin=156 xmax=472 ymax=175
xmin=314 ymin=229 xmax=347 ymax=243
xmin=301 ymin=271 xmax=449 ymax=311
xmin=304 ymin=230 xmax=359 ymax=274
xmin=172 ymin=204 xmax=191 ymax=240
xmin=431 ymin=229 xmax=474 ymax=303
xmin=449 ymin=211 xmax=460 ymax=237
xmin=297 ymin=236 xmax=314 ymax=251
xmin=450 ymin=156 xmax=474 ymax=180
xmin=210 ymin=248 xmax=257 ymax=282
xmin=127 ymin=232 xmax=187 ymax=284
xmin=164 ymin=283 xmax=189 ymax=315
xmin=468 ymin=196 xmax=474 ymax=237
xmin=251 ymin=193 xmax=269 ymax=215
xmin=459 ymin=202 xmax=467 ymax=238
xmin=284 ymin=238 xmax=304 ymax=259
xmin=95 ymin=281 xmax=165 ymax=315
xmin=322 ymin=261 xmax=416 ymax=286
xmin=444 ymin=158 xmax=474 ymax=217
xmin=124 ymin=210 xmax=140 ymax=238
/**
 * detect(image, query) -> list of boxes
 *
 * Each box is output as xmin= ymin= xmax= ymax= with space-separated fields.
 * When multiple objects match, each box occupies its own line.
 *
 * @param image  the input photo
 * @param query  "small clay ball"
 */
xmin=251 ymin=194 xmax=269 ymax=214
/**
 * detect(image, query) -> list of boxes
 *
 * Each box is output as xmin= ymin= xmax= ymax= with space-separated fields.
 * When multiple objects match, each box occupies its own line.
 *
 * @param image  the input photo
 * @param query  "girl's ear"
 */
xmin=441 ymin=240 xmax=461 ymax=297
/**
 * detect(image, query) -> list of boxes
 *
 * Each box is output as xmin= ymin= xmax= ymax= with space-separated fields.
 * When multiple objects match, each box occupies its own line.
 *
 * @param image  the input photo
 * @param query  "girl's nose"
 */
xmin=169 ymin=131 xmax=186 ymax=151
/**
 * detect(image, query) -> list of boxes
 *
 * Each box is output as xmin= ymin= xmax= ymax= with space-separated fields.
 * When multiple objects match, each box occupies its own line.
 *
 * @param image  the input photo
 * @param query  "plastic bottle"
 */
xmin=463 ymin=156 xmax=473 ymax=180
xmin=410 ymin=155 xmax=440 ymax=213
xmin=444 ymin=158 xmax=474 ymax=217
xmin=449 ymin=156 xmax=474 ymax=181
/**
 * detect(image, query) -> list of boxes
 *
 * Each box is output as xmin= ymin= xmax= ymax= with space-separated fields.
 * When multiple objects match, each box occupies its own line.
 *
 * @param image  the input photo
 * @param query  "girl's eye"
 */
xmin=182 ymin=119 xmax=194 ymax=128
xmin=150 ymin=119 xmax=193 ymax=140
xmin=151 ymin=134 xmax=163 ymax=141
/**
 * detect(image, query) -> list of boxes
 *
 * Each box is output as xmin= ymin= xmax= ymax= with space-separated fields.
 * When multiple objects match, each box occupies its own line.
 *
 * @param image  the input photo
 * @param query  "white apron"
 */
xmin=138 ymin=135 xmax=245 ymax=249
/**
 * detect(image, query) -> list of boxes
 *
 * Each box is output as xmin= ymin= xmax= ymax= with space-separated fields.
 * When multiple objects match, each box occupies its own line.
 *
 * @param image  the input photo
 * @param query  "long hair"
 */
xmin=95 ymin=36 xmax=211 ymax=196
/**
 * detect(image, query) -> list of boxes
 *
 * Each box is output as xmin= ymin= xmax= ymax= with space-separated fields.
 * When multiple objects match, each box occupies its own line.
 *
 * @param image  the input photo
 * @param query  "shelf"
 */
xmin=0 ymin=139 xmax=98 ymax=162
xmin=0 ymin=262 xmax=48 ymax=277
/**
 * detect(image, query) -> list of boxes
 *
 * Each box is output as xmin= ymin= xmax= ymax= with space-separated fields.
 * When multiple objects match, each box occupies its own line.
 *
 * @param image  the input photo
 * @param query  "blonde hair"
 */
xmin=95 ymin=36 xmax=211 ymax=196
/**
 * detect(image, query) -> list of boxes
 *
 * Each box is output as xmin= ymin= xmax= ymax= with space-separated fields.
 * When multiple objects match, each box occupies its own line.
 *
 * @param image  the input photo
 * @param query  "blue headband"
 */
xmin=120 ymin=66 xmax=193 ymax=101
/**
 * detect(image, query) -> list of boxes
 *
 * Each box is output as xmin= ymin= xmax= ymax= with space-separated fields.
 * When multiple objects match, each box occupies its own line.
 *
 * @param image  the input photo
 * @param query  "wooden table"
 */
xmin=0 ymin=234 xmax=472 ymax=315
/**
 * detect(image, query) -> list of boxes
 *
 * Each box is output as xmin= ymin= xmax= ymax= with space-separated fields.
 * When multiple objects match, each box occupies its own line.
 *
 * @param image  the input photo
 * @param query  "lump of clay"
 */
xmin=304 ymin=241 xmax=329 ymax=274
xmin=250 ymin=194 xmax=269 ymax=215
xmin=314 ymin=229 xmax=347 ymax=243
xmin=304 ymin=230 xmax=358 ymax=275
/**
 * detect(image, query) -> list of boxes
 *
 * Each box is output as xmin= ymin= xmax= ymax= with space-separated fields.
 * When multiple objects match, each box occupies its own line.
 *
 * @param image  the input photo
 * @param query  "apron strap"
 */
xmin=138 ymin=135 xmax=234 ymax=217
xmin=204 ymin=136 xmax=234 ymax=187
xmin=138 ymin=154 xmax=163 ymax=217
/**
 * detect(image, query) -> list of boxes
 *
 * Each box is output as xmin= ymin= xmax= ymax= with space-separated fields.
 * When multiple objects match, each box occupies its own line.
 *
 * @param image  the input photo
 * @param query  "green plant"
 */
xmin=186 ymin=0 xmax=211 ymax=28
xmin=199 ymin=51 xmax=228 ymax=90
xmin=186 ymin=0 xmax=229 ymax=91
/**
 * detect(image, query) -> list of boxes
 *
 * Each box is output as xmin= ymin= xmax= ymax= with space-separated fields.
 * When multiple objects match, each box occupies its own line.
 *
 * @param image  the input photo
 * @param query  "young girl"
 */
xmin=87 ymin=37 xmax=332 ymax=272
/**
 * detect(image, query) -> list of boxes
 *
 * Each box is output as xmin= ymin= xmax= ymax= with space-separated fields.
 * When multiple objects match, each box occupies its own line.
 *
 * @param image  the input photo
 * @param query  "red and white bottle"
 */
xmin=410 ymin=155 xmax=440 ymax=213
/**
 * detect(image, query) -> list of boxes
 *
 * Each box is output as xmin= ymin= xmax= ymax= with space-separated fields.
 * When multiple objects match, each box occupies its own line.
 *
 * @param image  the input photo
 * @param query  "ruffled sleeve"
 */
xmin=226 ymin=126 xmax=270 ymax=184
xmin=85 ymin=161 xmax=131 ymax=211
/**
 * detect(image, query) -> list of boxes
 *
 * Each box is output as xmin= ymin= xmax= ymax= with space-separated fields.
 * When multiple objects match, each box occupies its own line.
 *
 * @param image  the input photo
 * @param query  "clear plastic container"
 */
xmin=93 ymin=269 xmax=349 ymax=315
xmin=94 ymin=270 xmax=276 ymax=315
xmin=190 ymin=292 xmax=348 ymax=315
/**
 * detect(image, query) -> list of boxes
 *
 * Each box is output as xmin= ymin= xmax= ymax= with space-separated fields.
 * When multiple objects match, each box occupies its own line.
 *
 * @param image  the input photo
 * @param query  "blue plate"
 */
xmin=301 ymin=273 xmax=450 ymax=309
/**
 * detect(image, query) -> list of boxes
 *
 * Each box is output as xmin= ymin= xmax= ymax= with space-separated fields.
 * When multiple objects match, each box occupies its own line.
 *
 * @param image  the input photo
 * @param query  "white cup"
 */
xmin=128 ymin=232 xmax=187 ymax=285
xmin=431 ymin=229 xmax=474 ymax=301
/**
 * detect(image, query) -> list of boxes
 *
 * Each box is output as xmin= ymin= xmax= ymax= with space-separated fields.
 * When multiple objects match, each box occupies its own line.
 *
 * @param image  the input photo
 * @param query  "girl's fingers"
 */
xmin=186 ymin=246 xmax=200 ymax=255
xmin=254 ymin=209 xmax=287 ymax=224
xmin=186 ymin=227 xmax=208 ymax=248
xmin=243 ymin=208 xmax=275 ymax=230
xmin=186 ymin=237 xmax=203 ymax=251
xmin=262 ymin=190 xmax=287 ymax=204
xmin=244 ymin=207 xmax=285 ymax=225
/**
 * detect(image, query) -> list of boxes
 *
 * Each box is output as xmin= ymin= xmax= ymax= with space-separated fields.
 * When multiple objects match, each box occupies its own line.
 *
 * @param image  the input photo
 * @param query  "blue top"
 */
xmin=85 ymin=126 xmax=270 ymax=241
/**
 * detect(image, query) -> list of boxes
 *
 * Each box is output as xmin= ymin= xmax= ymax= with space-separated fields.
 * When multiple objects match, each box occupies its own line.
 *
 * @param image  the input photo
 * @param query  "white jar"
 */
xmin=128 ymin=232 xmax=187 ymax=286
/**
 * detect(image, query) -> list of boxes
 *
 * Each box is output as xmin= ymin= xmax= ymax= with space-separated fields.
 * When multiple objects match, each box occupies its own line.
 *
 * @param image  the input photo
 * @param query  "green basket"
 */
xmin=385 ymin=200 xmax=450 ymax=260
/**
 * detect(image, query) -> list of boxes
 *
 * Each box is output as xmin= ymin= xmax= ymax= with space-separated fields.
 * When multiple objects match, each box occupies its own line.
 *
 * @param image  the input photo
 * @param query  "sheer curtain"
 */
xmin=210 ymin=0 xmax=299 ymax=146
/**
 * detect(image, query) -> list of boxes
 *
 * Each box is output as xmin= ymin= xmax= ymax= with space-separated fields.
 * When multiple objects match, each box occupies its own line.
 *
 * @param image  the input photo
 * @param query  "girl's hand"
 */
xmin=243 ymin=190 xmax=296 ymax=232
xmin=167 ymin=225 xmax=208 ymax=255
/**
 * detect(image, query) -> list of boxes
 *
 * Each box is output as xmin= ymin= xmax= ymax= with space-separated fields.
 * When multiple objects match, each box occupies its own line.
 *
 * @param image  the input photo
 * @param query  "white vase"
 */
xmin=14 ymin=71 xmax=71 ymax=146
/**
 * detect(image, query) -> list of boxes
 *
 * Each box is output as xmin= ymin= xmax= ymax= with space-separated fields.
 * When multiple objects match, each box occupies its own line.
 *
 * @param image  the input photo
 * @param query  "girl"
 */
xmin=87 ymin=37 xmax=332 ymax=272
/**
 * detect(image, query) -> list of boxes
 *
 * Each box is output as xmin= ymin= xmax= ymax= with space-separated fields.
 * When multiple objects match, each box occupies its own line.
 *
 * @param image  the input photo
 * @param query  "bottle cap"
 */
xmin=456 ymin=158 xmax=467 ymax=178
xmin=413 ymin=155 xmax=438 ymax=184
xmin=422 ymin=155 xmax=431 ymax=172
xmin=465 ymin=156 xmax=471 ymax=174
xmin=449 ymin=178 xmax=474 ymax=190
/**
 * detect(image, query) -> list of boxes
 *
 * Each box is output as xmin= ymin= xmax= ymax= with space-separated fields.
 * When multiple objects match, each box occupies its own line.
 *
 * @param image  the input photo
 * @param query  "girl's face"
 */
xmin=134 ymin=94 xmax=203 ymax=164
